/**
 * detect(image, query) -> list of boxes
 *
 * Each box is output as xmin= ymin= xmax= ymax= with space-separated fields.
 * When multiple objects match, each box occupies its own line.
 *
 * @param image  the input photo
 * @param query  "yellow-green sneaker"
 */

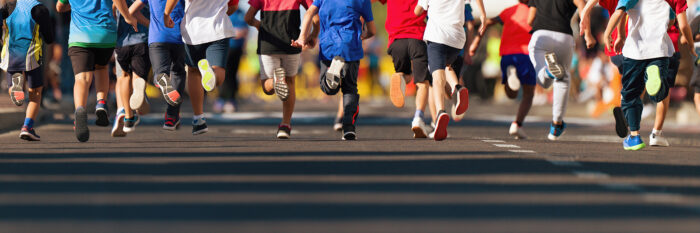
xmin=198 ymin=59 xmax=216 ymax=92
xmin=645 ymin=65 xmax=661 ymax=97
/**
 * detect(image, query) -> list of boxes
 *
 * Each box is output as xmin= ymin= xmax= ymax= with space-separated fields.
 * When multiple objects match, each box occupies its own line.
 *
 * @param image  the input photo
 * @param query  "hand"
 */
xmin=602 ymin=32 xmax=613 ymax=53
xmin=463 ymin=54 xmax=472 ymax=65
xmin=579 ymin=16 xmax=589 ymax=37
xmin=290 ymin=38 xmax=305 ymax=49
xmin=613 ymin=36 xmax=624 ymax=54
xmin=584 ymin=33 xmax=597 ymax=49
xmin=681 ymin=36 xmax=689 ymax=46
xmin=125 ymin=15 xmax=139 ymax=32
xmin=478 ymin=15 xmax=487 ymax=36
xmin=304 ymin=37 xmax=317 ymax=49
xmin=691 ymin=47 xmax=699 ymax=57
xmin=164 ymin=13 xmax=174 ymax=28
xmin=468 ymin=42 xmax=478 ymax=57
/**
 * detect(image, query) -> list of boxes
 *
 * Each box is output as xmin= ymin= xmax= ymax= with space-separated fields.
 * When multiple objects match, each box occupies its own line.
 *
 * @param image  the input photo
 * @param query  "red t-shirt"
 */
xmin=378 ymin=0 xmax=426 ymax=48
xmin=498 ymin=3 xmax=532 ymax=56
xmin=229 ymin=0 xmax=239 ymax=7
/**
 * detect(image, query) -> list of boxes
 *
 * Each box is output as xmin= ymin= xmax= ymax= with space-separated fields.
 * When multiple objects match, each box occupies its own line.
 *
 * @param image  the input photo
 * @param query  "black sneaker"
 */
xmin=155 ymin=73 xmax=182 ymax=106
xmin=123 ymin=114 xmax=140 ymax=133
xmin=613 ymin=107 xmax=628 ymax=138
xmin=192 ymin=118 xmax=208 ymax=135
xmin=9 ymin=73 xmax=25 ymax=106
xmin=342 ymin=125 xmax=356 ymax=140
xmin=163 ymin=114 xmax=181 ymax=131
xmin=19 ymin=126 xmax=40 ymax=141
xmin=277 ymin=124 xmax=291 ymax=139
xmin=95 ymin=99 xmax=110 ymax=126
xmin=75 ymin=107 xmax=90 ymax=142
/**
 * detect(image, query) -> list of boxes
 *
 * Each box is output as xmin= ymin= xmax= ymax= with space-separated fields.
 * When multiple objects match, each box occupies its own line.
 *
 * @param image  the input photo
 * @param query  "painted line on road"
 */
xmin=573 ymin=171 xmax=610 ymax=179
xmin=481 ymin=139 xmax=505 ymax=143
xmin=508 ymin=149 xmax=535 ymax=153
xmin=493 ymin=144 xmax=520 ymax=148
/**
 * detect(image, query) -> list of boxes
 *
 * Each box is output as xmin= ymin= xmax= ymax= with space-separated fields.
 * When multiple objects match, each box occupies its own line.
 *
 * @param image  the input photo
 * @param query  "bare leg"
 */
xmin=261 ymin=79 xmax=274 ymax=95
xmin=516 ymin=85 xmax=535 ymax=124
xmin=336 ymin=95 xmax=343 ymax=120
xmin=428 ymin=85 xmax=436 ymax=124
xmin=415 ymin=81 xmax=429 ymax=112
xmin=74 ymin=72 xmax=94 ymax=109
xmin=117 ymin=73 xmax=133 ymax=118
xmin=431 ymin=69 xmax=447 ymax=112
xmin=213 ymin=66 xmax=226 ymax=87
xmin=695 ymin=93 xmax=700 ymax=117
xmin=445 ymin=66 xmax=459 ymax=90
xmin=188 ymin=66 xmax=205 ymax=115
xmin=26 ymin=87 xmax=43 ymax=120
xmin=282 ymin=77 xmax=296 ymax=125
xmin=94 ymin=65 xmax=109 ymax=101
xmin=653 ymin=97 xmax=671 ymax=131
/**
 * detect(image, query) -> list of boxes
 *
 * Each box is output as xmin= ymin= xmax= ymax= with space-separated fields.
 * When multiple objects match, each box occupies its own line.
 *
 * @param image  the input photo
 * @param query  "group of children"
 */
xmin=1 ymin=0 xmax=697 ymax=150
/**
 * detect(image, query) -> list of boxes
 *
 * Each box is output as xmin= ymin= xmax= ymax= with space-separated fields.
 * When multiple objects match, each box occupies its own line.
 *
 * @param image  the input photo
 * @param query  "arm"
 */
xmin=129 ymin=0 xmax=149 ymax=28
xmin=114 ymin=0 xmax=138 ymax=31
xmin=414 ymin=5 xmax=425 ymax=16
xmin=579 ymin=0 xmax=599 ymax=48
xmin=527 ymin=6 xmax=536 ymax=26
xmin=361 ymin=20 xmax=376 ymax=40
xmin=244 ymin=6 xmax=260 ymax=29
xmin=291 ymin=5 xmax=319 ymax=49
xmin=677 ymin=11 xmax=697 ymax=56
xmin=468 ymin=17 xmax=500 ymax=57
xmin=163 ymin=0 xmax=179 ymax=28
xmin=227 ymin=0 xmax=238 ymax=15
xmin=472 ymin=0 xmax=487 ymax=36
xmin=56 ymin=0 xmax=71 ymax=13
xmin=573 ymin=0 xmax=595 ymax=49
xmin=603 ymin=9 xmax=625 ymax=54
xmin=32 ymin=5 xmax=56 ymax=44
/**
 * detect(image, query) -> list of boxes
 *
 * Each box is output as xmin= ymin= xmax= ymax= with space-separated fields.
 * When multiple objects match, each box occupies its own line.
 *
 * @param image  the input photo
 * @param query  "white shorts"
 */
xmin=259 ymin=54 xmax=301 ymax=79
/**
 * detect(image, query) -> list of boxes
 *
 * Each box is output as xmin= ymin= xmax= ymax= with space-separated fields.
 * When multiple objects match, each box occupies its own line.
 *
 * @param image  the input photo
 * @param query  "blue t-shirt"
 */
xmin=61 ymin=0 xmax=118 ymax=48
xmin=142 ymin=0 xmax=185 ymax=44
xmin=229 ymin=9 xmax=247 ymax=49
xmin=313 ymin=0 xmax=373 ymax=62
xmin=117 ymin=0 xmax=149 ymax=47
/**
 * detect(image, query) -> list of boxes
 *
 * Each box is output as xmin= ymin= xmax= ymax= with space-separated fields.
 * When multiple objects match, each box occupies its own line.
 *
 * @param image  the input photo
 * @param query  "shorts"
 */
xmin=68 ymin=46 xmax=115 ymax=74
xmin=427 ymin=41 xmax=461 ymax=75
xmin=115 ymin=43 xmax=151 ymax=78
xmin=450 ymin=54 xmax=464 ymax=78
xmin=500 ymin=54 xmax=537 ymax=86
xmin=610 ymin=54 xmax=624 ymax=74
xmin=184 ymin=38 xmax=229 ymax=68
xmin=388 ymin=38 xmax=431 ymax=83
xmin=259 ymin=54 xmax=300 ymax=79
xmin=667 ymin=52 xmax=681 ymax=87
xmin=465 ymin=3 xmax=474 ymax=22
xmin=6 ymin=68 xmax=43 ymax=89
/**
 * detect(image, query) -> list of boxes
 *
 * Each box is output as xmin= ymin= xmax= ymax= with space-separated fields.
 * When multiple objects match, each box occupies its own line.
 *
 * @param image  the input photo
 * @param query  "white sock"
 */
xmin=652 ymin=129 xmax=662 ymax=135
xmin=193 ymin=114 xmax=205 ymax=124
xmin=117 ymin=108 xmax=125 ymax=115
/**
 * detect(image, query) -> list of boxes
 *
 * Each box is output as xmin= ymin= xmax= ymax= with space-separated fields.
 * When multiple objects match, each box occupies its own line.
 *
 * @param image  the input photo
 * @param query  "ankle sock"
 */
xmin=414 ymin=110 xmax=424 ymax=119
xmin=193 ymin=114 xmax=205 ymax=124
xmin=652 ymin=129 xmax=662 ymax=135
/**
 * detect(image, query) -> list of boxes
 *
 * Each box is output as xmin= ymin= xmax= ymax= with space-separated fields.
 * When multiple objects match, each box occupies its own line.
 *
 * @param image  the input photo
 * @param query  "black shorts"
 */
xmin=388 ymin=39 xmax=431 ymax=83
xmin=450 ymin=54 xmax=464 ymax=78
xmin=115 ymin=43 xmax=151 ymax=78
xmin=68 ymin=47 xmax=114 ymax=74
xmin=6 ymin=68 xmax=43 ymax=89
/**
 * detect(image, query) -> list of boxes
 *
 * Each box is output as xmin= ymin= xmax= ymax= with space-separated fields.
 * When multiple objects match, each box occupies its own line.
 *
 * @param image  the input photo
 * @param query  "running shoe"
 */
xmin=333 ymin=117 xmax=343 ymax=131
xmin=277 ymin=124 xmax=291 ymax=139
xmin=649 ymin=131 xmax=670 ymax=147
xmin=506 ymin=65 xmax=521 ymax=91
xmin=9 ymin=73 xmax=25 ymax=106
xmin=130 ymin=77 xmax=146 ymax=110
xmin=623 ymin=134 xmax=646 ymax=151
xmin=389 ymin=73 xmax=406 ymax=108
xmin=325 ymin=56 xmax=345 ymax=90
xmin=192 ymin=118 xmax=209 ymax=135
xmin=19 ymin=126 xmax=40 ymax=141
xmin=75 ymin=107 xmax=90 ymax=142
xmin=111 ymin=109 xmax=126 ymax=137
xmin=453 ymin=85 xmax=469 ymax=116
xmin=123 ymin=114 xmax=140 ymax=133
xmin=509 ymin=122 xmax=527 ymax=139
xmin=645 ymin=65 xmax=661 ymax=97
xmin=273 ymin=67 xmax=290 ymax=101
xmin=198 ymin=59 xmax=216 ymax=92
xmin=411 ymin=117 xmax=430 ymax=139
xmin=544 ymin=52 xmax=565 ymax=80
xmin=433 ymin=110 xmax=450 ymax=141
xmin=95 ymin=99 xmax=110 ymax=127
xmin=451 ymin=99 xmax=466 ymax=122
xmin=547 ymin=122 xmax=566 ymax=141
xmin=155 ymin=73 xmax=182 ymax=106
xmin=613 ymin=107 xmax=628 ymax=138
xmin=163 ymin=114 xmax=181 ymax=131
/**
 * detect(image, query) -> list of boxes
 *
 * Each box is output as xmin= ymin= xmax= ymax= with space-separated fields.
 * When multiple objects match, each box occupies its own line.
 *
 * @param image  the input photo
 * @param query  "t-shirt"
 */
xmin=1 ymin=0 xmax=54 ymax=71
xmin=528 ymin=0 xmax=577 ymax=35
xmin=142 ymin=0 xmax=184 ymax=45
xmin=229 ymin=9 xmax=247 ymax=49
xmin=59 ymin=0 xmax=118 ymax=48
xmin=498 ymin=3 xmax=532 ymax=56
xmin=249 ymin=0 xmax=312 ymax=54
xmin=180 ymin=0 xmax=237 ymax=45
xmin=599 ymin=0 xmax=622 ymax=56
xmin=417 ymin=0 xmax=466 ymax=50
xmin=378 ymin=0 xmax=426 ymax=48
xmin=617 ymin=0 xmax=675 ymax=59
xmin=116 ymin=0 xmax=149 ymax=47
xmin=313 ymin=0 xmax=373 ymax=62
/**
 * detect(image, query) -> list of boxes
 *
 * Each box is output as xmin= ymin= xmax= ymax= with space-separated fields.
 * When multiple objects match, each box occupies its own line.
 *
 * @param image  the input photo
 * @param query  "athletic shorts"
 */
xmin=387 ymin=38 xmax=431 ymax=83
xmin=667 ymin=52 xmax=680 ymax=87
xmin=68 ymin=47 xmax=115 ymax=74
xmin=500 ymin=54 xmax=537 ymax=86
xmin=450 ymin=54 xmax=465 ymax=78
xmin=427 ymin=41 xmax=461 ymax=75
xmin=115 ymin=43 xmax=151 ymax=78
xmin=259 ymin=54 xmax=300 ymax=79
xmin=465 ymin=3 xmax=474 ymax=22
xmin=184 ymin=38 xmax=229 ymax=68
xmin=5 ymin=68 xmax=43 ymax=89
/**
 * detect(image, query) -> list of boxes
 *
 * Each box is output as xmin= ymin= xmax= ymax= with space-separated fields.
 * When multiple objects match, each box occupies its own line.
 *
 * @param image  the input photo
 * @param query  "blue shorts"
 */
xmin=427 ymin=41 xmax=461 ymax=74
xmin=184 ymin=38 xmax=230 ymax=68
xmin=500 ymin=54 xmax=536 ymax=86
xmin=465 ymin=4 xmax=474 ymax=22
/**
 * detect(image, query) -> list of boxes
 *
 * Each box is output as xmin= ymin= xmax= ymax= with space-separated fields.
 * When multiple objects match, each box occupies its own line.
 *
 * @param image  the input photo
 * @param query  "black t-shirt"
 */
xmin=528 ymin=0 xmax=577 ymax=35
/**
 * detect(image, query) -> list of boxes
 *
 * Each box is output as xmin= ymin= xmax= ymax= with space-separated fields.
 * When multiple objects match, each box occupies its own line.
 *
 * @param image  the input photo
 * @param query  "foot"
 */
xmin=19 ymin=126 xmax=40 ymax=141
xmin=277 ymin=124 xmax=291 ymax=139
xmin=433 ymin=111 xmax=450 ymax=141
xmin=111 ymin=109 xmax=126 ymax=137
xmin=547 ymin=122 xmax=566 ymax=141
xmin=9 ymin=73 xmax=25 ymax=106
xmin=623 ymin=134 xmax=646 ymax=151
xmin=155 ymin=73 xmax=182 ymax=106
xmin=411 ymin=117 xmax=430 ymax=139
xmin=198 ymin=59 xmax=216 ymax=92
xmin=544 ymin=52 xmax=565 ymax=80
xmin=130 ymin=77 xmax=146 ymax=110
xmin=453 ymin=85 xmax=469 ymax=116
xmin=509 ymin=122 xmax=527 ymax=139
xmin=123 ymin=114 xmax=140 ymax=133
xmin=75 ymin=107 xmax=90 ymax=142
xmin=325 ymin=56 xmax=345 ymax=90
xmin=333 ymin=117 xmax=343 ymax=132
xmin=613 ymin=107 xmax=628 ymax=138
xmin=506 ymin=66 xmax=521 ymax=91
xmin=389 ymin=73 xmax=406 ymax=108
xmin=273 ymin=68 xmax=290 ymax=101
xmin=163 ymin=114 xmax=181 ymax=131
xmin=649 ymin=131 xmax=670 ymax=147
xmin=95 ymin=100 xmax=110 ymax=127
xmin=645 ymin=65 xmax=662 ymax=97
xmin=192 ymin=118 xmax=209 ymax=135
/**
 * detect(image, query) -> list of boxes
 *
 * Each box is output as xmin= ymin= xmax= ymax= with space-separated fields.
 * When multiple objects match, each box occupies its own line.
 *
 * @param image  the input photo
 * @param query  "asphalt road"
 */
xmin=1 ymin=108 xmax=699 ymax=233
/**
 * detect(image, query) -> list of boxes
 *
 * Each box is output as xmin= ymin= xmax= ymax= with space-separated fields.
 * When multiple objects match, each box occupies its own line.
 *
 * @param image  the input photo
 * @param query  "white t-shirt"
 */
xmin=417 ymin=0 xmax=466 ymax=49
xmin=621 ymin=0 xmax=675 ymax=60
xmin=180 ymin=0 xmax=236 ymax=45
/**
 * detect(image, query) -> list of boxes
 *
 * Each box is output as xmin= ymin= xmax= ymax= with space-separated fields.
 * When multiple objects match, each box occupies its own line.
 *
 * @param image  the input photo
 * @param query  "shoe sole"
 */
xmin=156 ymin=74 xmax=182 ymax=106
xmin=390 ymin=73 xmax=405 ymax=108
xmin=548 ymin=132 xmax=564 ymax=141
xmin=19 ymin=131 xmax=40 ymax=141
xmin=342 ymin=132 xmax=356 ymax=140
xmin=412 ymin=126 xmax=428 ymax=138
xmin=333 ymin=123 xmax=343 ymax=132
xmin=75 ymin=108 xmax=90 ymax=142
xmin=613 ymin=107 xmax=628 ymax=138
xmin=624 ymin=143 xmax=646 ymax=151
xmin=544 ymin=52 xmax=565 ymax=79
xmin=277 ymin=132 xmax=290 ymax=139
xmin=433 ymin=114 xmax=449 ymax=141
xmin=326 ymin=57 xmax=344 ymax=90
xmin=130 ymin=78 xmax=146 ymax=110
xmin=10 ymin=73 xmax=25 ymax=106
xmin=198 ymin=59 xmax=216 ymax=92
xmin=273 ymin=68 xmax=289 ymax=101
xmin=193 ymin=127 xmax=209 ymax=135
xmin=95 ymin=108 xmax=109 ymax=127
xmin=454 ymin=88 xmax=469 ymax=115
xmin=506 ymin=66 xmax=521 ymax=91
xmin=163 ymin=121 xmax=181 ymax=131
xmin=645 ymin=65 xmax=661 ymax=97
xmin=111 ymin=114 xmax=126 ymax=137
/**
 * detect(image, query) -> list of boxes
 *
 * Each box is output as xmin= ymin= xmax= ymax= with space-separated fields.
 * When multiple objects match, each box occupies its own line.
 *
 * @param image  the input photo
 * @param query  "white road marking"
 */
xmin=482 ymin=139 xmax=505 ymax=143
xmin=493 ymin=144 xmax=520 ymax=148
xmin=573 ymin=171 xmax=610 ymax=179
xmin=642 ymin=193 xmax=684 ymax=204
xmin=509 ymin=149 xmax=535 ymax=153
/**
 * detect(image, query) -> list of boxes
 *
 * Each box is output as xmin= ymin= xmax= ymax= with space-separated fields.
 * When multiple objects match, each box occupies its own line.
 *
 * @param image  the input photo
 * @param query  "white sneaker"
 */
xmin=506 ymin=66 xmax=521 ymax=91
xmin=544 ymin=52 xmax=565 ymax=80
xmin=649 ymin=132 xmax=670 ymax=147
xmin=325 ymin=56 xmax=345 ymax=90
xmin=130 ymin=77 xmax=146 ymax=110
xmin=111 ymin=111 xmax=126 ymax=137
xmin=411 ymin=117 xmax=431 ymax=139
xmin=509 ymin=122 xmax=527 ymax=139
xmin=273 ymin=67 xmax=289 ymax=101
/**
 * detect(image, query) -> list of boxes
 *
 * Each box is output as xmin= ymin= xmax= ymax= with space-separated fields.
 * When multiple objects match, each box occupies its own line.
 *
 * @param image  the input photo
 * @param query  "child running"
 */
xmin=164 ymin=0 xmax=238 ymax=135
xmin=470 ymin=0 xmax=535 ymax=139
xmin=603 ymin=0 xmax=676 ymax=150
xmin=2 ymin=0 xmax=55 ymax=141
xmin=292 ymin=0 xmax=375 ymax=140
xmin=245 ymin=0 xmax=319 ymax=139
xmin=414 ymin=0 xmax=469 ymax=141
xmin=57 ymin=0 xmax=138 ymax=142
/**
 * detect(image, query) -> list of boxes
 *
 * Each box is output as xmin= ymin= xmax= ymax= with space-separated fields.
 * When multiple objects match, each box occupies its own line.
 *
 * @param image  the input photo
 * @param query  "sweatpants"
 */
xmin=319 ymin=59 xmax=360 ymax=131
xmin=528 ymin=30 xmax=575 ymax=123
xmin=149 ymin=42 xmax=187 ymax=117
xmin=621 ymin=57 xmax=670 ymax=131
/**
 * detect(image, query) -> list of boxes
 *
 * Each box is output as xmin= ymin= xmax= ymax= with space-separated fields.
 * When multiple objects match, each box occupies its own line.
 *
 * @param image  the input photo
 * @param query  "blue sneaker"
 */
xmin=19 ymin=126 xmax=40 ymax=141
xmin=547 ymin=122 xmax=566 ymax=141
xmin=95 ymin=99 xmax=110 ymax=127
xmin=623 ymin=135 xmax=646 ymax=151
